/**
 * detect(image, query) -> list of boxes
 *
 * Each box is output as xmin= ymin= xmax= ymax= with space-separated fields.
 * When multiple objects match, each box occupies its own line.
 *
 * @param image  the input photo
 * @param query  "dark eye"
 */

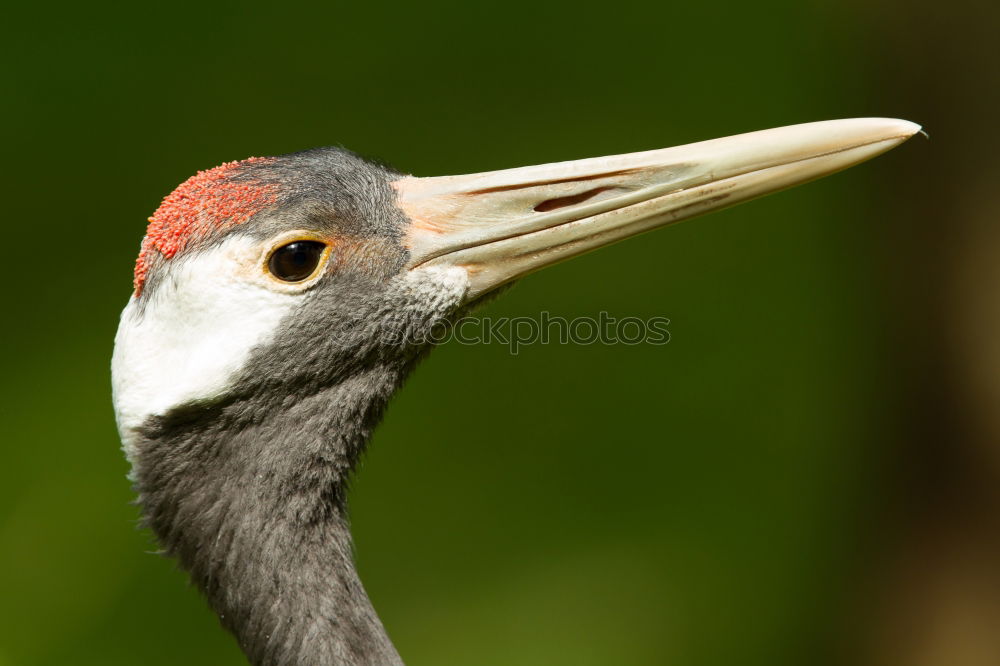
xmin=267 ymin=241 xmax=327 ymax=282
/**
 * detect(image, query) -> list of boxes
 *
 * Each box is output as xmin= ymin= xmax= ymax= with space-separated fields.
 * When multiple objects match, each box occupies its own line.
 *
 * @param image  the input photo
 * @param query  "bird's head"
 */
xmin=112 ymin=119 xmax=919 ymax=461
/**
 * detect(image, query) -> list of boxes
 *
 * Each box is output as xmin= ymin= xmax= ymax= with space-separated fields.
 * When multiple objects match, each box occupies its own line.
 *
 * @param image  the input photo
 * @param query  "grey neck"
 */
xmin=127 ymin=263 xmax=469 ymax=665
xmin=131 ymin=366 xmax=410 ymax=666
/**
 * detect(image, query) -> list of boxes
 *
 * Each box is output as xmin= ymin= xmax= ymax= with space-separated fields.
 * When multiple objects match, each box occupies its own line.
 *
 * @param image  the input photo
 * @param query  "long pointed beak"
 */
xmin=394 ymin=118 xmax=920 ymax=302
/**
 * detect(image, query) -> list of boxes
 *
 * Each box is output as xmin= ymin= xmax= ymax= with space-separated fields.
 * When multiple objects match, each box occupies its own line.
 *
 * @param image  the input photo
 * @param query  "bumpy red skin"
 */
xmin=134 ymin=157 xmax=278 ymax=294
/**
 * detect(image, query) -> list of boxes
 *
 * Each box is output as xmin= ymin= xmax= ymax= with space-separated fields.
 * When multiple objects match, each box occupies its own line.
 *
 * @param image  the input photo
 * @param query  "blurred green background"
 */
xmin=4 ymin=1 xmax=998 ymax=664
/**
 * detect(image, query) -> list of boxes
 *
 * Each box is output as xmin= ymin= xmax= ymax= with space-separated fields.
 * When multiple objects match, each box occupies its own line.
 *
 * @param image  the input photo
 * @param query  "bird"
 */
xmin=111 ymin=118 xmax=919 ymax=665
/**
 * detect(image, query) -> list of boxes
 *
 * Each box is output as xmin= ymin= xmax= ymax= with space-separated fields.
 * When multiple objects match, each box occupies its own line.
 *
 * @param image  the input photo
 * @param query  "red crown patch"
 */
xmin=134 ymin=157 xmax=278 ymax=294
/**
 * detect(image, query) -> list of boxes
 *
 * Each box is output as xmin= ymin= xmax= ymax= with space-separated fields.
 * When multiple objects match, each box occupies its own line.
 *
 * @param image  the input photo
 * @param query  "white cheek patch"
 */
xmin=112 ymin=236 xmax=299 ymax=459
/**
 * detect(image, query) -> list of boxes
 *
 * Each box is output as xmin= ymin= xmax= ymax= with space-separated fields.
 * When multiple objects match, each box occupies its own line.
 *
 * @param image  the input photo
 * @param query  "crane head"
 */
xmin=112 ymin=118 xmax=919 ymax=459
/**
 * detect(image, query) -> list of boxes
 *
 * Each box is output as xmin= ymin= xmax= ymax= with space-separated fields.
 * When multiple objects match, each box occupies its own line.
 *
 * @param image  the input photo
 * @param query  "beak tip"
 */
xmin=879 ymin=117 xmax=922 ymax=141
xmin=840 ymin=117 xmax=922 ymax=151
xmin=838 ymin=117 xmax=921 ymax=143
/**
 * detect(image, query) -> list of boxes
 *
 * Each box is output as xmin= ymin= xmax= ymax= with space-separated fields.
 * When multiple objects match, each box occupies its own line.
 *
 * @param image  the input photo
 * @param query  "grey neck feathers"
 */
xmin=132 ymin=365 xmax=410 ymax=665
xmin=129 ymin=266 xmax=468 ymax=665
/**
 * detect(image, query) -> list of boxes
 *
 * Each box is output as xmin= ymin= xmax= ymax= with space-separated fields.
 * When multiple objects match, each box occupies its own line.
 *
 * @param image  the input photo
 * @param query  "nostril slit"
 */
xmin=534 ymin=187 xmax=616 ymax=212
